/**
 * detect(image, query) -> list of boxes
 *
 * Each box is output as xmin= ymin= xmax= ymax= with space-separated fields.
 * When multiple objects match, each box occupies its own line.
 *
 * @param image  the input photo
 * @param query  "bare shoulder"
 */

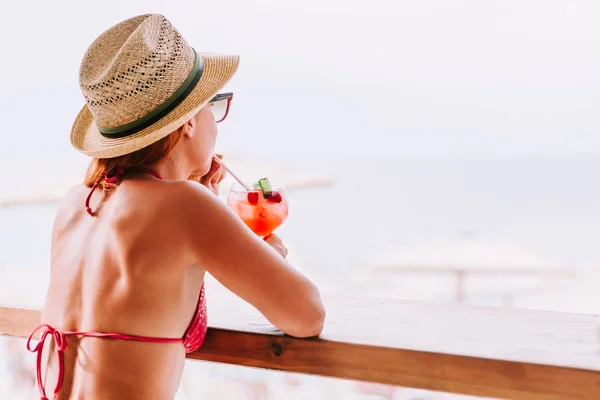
xmin=46 ymin=184 xmax=90 ymax=249
xmin=159 ymin=180 xmax=239 ymax=226
xmin=60 ymin=184 xmax=89 ymax=206
xmin=161 ymin=180 xmax=254 ymax=243
xmin=54 ymin=184 xmax=88 ymax=223
xmin=159 ymin=180 xmax=221 ymax=212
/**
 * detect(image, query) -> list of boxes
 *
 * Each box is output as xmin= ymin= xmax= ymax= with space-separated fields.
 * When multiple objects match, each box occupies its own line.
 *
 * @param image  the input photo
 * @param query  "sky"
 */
xmin=0 ymin=0 xmax=599 ymax=167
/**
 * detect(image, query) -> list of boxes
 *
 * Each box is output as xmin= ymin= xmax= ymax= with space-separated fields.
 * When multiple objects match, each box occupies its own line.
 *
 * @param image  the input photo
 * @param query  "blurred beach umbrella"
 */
xmin=354 ymin=237 xmax=573 ymax=304
xmin=0 ymin=154 xmax=332 ymax=209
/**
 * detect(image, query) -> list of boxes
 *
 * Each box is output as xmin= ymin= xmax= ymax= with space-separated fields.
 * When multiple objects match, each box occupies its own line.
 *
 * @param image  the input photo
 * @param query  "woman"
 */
xmin=26 ymin=14 xmax=325 ymax=400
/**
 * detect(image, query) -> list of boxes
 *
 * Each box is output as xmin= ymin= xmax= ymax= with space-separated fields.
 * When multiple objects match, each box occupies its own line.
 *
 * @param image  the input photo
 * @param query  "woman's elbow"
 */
xmin=287 ymin=302 xmax=326 ymax=338
xmin=306 ymin=305 xmax=326 ymax=337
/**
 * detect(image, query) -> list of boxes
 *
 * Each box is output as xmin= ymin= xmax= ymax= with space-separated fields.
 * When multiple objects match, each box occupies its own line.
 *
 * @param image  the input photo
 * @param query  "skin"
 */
xmin=35 ymin=104 xmax=325 ymax=399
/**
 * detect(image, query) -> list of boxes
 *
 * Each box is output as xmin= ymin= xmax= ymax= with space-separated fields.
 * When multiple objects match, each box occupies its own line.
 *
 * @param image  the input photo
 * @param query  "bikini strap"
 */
xmin=27 ymin=325 xmax=68 ymax=400
xmin=85 ymin=167 xmax=163 ymax=216
xmin=27 ymin=324 xmax=182 ymax=399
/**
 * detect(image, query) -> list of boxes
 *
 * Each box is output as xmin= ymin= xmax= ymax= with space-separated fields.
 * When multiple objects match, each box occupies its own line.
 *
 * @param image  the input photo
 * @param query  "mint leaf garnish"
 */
xmin=252 ymin=183 xmax=261 ymax=190
xmin=257 ymin=177 xmax=272 ymax=198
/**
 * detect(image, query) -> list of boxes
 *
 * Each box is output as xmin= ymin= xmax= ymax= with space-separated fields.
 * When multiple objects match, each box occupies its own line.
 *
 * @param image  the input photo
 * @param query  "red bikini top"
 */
xmin=27 ymin=168 xmax=208 ymax=400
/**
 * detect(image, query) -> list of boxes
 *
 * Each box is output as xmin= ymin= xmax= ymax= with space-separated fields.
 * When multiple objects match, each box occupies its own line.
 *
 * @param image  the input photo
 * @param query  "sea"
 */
xmin=2 ymin=155 xmax=600 ymax=276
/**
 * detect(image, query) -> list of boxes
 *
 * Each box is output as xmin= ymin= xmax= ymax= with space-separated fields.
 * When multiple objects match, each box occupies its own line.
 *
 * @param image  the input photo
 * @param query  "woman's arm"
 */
xmin=176 ymin=182 xmax=325 ymax=338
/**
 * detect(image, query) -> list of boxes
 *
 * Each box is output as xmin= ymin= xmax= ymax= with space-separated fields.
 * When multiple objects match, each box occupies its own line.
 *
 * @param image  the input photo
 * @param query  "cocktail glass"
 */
xmin=226 ymin=182 xmax=289 ymax=237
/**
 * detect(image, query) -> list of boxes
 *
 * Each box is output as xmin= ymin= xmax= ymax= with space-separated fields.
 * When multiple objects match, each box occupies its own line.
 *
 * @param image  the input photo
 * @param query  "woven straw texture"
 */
xmin=70 ymin=14 xmax=240 ymax=158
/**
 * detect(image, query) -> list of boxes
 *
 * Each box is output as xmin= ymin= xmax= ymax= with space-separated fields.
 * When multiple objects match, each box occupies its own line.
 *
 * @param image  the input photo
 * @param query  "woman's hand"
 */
xmin=189 ymin=154 xmax=226 ymax=196
xmin=264 ymin=234 xmax=288 ymax=259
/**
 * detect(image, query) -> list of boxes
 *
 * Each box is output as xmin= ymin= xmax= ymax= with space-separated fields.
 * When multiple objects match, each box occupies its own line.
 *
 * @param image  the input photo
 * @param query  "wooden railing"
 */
xmin=1 ymin=289 xmax=600 ymax=400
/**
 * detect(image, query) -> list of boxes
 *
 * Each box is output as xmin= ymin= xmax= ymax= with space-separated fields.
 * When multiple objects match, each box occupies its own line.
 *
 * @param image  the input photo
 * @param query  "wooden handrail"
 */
xmin=1 ymin=291 xmax=599 ymax=400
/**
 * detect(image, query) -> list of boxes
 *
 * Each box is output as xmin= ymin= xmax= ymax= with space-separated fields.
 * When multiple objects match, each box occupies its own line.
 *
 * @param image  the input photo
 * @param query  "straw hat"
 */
xmin=70 ymin=14 xmax=240 ymax=158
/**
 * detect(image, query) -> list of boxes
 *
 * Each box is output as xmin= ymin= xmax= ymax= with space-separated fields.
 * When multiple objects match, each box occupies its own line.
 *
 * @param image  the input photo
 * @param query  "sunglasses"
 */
xmin=208 ymin=92 xmax=233 ymax=123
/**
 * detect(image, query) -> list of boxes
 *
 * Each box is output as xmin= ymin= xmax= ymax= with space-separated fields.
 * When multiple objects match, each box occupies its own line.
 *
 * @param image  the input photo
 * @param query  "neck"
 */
xmin=148 ymin=156 xmax=193 ymax=181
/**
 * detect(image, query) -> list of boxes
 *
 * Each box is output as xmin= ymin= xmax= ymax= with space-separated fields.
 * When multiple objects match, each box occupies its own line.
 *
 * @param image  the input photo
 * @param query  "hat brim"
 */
xmin=70 ymin=54 xmax=240 ymax=159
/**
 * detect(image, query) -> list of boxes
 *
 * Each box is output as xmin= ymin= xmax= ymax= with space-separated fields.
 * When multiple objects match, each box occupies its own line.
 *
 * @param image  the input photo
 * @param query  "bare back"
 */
xmin=33 ymin=172 xmax=325 ymax=400
xmin=39 ymin=180 xmax=204 ymax=399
